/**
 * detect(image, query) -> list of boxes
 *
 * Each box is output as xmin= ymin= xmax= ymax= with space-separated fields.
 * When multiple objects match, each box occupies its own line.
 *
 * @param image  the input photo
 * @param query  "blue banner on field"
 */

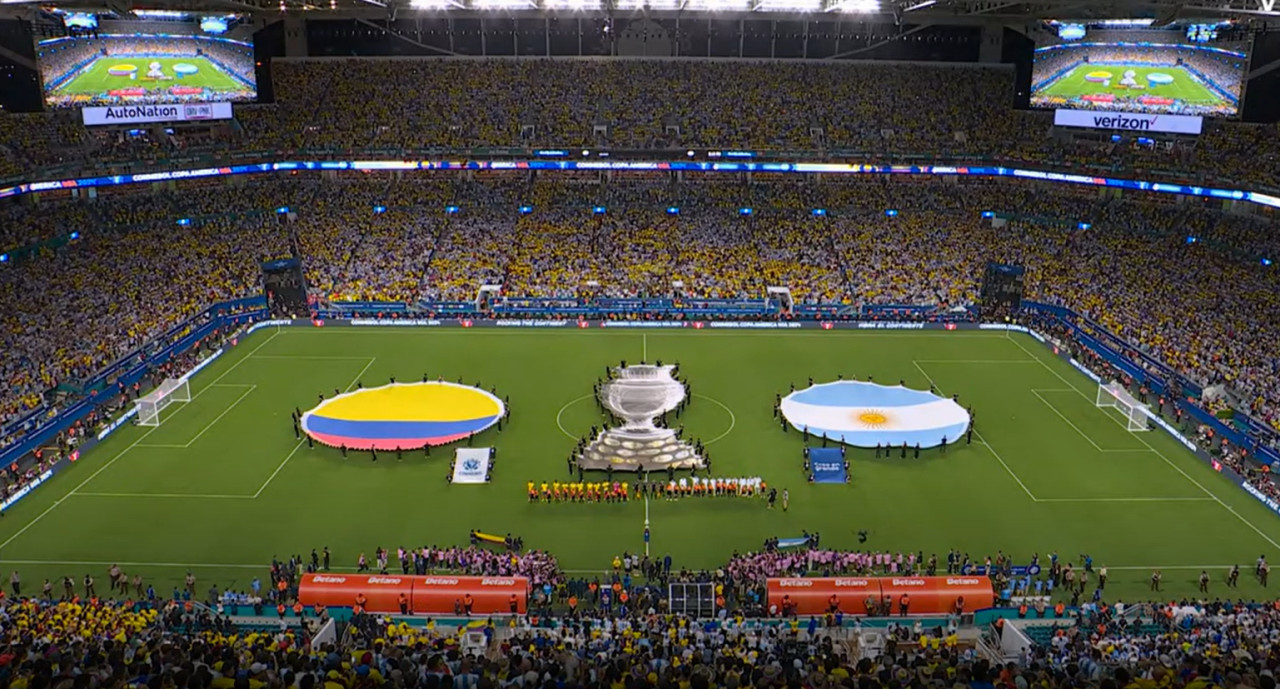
xmin=809 ymin=448 xmax=847 ymax=484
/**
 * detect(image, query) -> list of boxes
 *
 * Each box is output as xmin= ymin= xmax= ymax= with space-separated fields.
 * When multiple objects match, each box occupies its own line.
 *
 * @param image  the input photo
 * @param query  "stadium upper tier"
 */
xmin=0 ymin=59 xmax=1278 ymax=191
xmin=1 ymin=177 xmax=1278 ymax=448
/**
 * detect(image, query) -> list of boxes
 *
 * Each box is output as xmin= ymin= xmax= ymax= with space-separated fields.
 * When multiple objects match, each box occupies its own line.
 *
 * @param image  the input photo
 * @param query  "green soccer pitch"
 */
xmin=52 ymin=56 xmax=244 ymax=100
xmin=1036 ymin=65 xmax=1226 ymax=108
xmin=1 ymin=327 xmax=1278 ymax=602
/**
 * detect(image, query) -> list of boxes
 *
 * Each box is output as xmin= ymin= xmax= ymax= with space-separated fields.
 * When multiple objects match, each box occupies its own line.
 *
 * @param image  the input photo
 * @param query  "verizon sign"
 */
xmin=82 ymin=102 xmax=233 ymax=126
xmin=1054 ymin=109 xmax=1203 ymax=135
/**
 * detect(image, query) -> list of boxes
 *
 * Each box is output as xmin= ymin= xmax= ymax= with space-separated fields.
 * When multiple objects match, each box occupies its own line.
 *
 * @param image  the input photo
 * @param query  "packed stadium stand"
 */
xmin=4 ymin=35 xmax=1280 ymax=689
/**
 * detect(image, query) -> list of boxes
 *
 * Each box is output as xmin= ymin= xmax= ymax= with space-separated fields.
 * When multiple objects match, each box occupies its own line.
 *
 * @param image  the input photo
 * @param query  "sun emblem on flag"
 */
xmin=854 ymin=410 xmax=891 ymax=427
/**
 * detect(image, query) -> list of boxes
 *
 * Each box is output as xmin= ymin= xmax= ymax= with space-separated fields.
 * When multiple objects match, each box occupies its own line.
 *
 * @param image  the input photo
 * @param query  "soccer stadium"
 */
xmin=39 ymin=35 xmax=256 ymax=107
xmin=1 ymin=1 xmax=1280 ymax=687
xmin=1030 ymin=30 xmax=1249 ymax=116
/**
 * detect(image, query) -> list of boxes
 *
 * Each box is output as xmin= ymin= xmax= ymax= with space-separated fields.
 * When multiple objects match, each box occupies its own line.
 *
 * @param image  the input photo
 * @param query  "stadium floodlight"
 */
xmin=756 ymin=0 xmax=821 ymax=12
xmin=830 ymin=0 xmax=879 ymax=12
xmin=408 ymin=0 xmax=464 ymax=9
xmin=685 ymin=0 xmax=749 ymax=9
xmin=472 ymin=0 xmax=536 ymax=8
xmin=543 ymin=0 xmax=602 ymax=9
xmin=691 ymin=0 xmax=747 ymax=8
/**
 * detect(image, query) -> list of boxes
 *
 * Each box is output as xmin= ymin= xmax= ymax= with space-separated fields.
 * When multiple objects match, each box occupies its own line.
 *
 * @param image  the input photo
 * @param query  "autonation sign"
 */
xmin=1054 ymin=109 xmax=1203 ymax=135
xmin=82 ymin=102 xmax=234 ymax=126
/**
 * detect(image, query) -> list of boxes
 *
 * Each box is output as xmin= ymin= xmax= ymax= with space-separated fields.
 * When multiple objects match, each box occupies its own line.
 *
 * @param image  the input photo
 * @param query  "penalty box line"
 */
xmin=911 ymin=360 xmax=1039 ymax=502
xmin=74 ymin=355 xmax=378 ymax=503
xmin=0 ymin=329 xmax=286 ymax=554
xmin=1004 ymin=332 xmax=1280 ymax=554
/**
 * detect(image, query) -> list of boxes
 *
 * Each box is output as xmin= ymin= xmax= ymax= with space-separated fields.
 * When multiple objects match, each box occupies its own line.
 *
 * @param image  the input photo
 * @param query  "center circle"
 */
xmin=555 ymin=392 xmax=735 ymax=445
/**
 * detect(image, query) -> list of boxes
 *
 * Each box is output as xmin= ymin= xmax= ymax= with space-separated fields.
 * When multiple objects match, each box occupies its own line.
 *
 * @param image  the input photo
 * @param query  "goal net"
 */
xmin=135 ymin=378 xmax=192 ymax=427
xmin=1095 ymin=381 xmax=1151 ymax=432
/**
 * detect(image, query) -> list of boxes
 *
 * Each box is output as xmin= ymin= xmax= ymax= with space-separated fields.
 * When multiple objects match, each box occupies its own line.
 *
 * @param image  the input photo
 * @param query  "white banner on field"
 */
xmin=452 ymin=448 xmax=492 ymax=484
xmin=1053 ymin=109 xmax=1203 ymax=135
xmin=82 ymin=102 xmax=233 ymax=126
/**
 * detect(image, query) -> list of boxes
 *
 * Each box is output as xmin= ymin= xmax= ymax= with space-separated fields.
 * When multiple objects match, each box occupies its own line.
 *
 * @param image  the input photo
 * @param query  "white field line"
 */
xmin=0 ymin=559 xmax=1248 ymax=573
xmin=1035 ymin=497 xmax=1215 ymax=503
xmin=1005 ymin=332 xmax=1280 ymax=553
xmin=0 ymin=330 xmax=284 ymax=553
xmin=251 ymin=355 xmax=374 ymax=360
xmin=912 ymin=360 xmax=1039 ymax=502
xmin=252 ymin=356 xmax=376 ymax=499
xmin=913 ymin=360 xmax=1041 ymax=364
xmin=179 ymin=385 xmax=257 ymax=448
xmin=76 ymin=492 xmax=255 ymax=499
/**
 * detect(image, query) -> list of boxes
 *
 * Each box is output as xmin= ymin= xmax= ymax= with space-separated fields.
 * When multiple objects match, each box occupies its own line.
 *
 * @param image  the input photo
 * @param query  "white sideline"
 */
xmin=252 ymin=356 xmax=376 ymax=499
xmin=1004 ymin=333 xmax=1280 ymax=553
xmin=0 ymin=558 xmax=1247 ymax=573
xmin=0 ymin=330 xmax=283 ymax=553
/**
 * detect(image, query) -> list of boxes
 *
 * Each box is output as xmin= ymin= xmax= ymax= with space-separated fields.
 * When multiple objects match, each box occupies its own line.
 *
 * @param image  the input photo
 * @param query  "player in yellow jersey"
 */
xmin=527 ymin=481 xmax=536 ymax=502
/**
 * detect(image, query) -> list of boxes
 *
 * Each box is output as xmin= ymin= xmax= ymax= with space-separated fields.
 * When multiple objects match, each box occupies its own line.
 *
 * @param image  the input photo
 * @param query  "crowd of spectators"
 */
xmin=2 ymin=175 xmax=1279 ymax=442
xmin=4 ymin=59 xmax=1280 ymax=191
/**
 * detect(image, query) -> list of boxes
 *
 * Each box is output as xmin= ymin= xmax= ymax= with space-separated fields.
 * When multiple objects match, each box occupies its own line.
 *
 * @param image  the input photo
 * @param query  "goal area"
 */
xmin=135 ymin=378 xmax=192 ymax=427
xmin=1095 ymin=381 xmax=1151 ymax=432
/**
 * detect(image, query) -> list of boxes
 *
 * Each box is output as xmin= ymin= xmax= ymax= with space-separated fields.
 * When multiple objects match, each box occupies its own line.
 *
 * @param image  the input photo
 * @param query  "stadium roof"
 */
xmin=5 ymin=0 xmax=1276 ymax=29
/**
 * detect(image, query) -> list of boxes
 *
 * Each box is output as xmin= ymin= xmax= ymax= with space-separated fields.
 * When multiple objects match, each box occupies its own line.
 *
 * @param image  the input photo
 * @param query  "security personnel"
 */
xmin=898 ymin=593 xmax=910 ymax=616
xmin=399 ymin=592 xmax=409 ymax=615
xmin=509 ymin=593 xmax=518 ymax=614
xmin=463 ymin=593 xmax=474 ymax=616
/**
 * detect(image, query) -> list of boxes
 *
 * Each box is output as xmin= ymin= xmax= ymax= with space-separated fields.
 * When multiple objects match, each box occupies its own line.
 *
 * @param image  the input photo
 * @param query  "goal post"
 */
xmin=135 ymin=378 xmax=192 ymax=427
xmin=1095 ymin=381 xmax=1151 ymax=432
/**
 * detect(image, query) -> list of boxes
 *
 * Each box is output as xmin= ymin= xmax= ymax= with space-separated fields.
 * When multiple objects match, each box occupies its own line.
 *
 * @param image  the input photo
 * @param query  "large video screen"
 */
xmin=1030 ymin=26 xmax=1250 ymax=118
xmin=37 ymin=18 xmax=256 ymax=108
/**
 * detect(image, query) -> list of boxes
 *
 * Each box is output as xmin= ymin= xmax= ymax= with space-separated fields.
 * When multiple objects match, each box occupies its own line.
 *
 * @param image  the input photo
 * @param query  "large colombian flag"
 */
xmin=301 ymin=382 xmax=504 ymax=451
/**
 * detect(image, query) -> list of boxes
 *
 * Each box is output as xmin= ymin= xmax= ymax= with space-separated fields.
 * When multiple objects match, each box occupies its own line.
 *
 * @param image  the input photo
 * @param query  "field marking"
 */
xmin=179 ymin=385 xmax=257 ymax=448
xmin=253 ymin=441 xmax=307 ymax=498
xmin=208 ymin=383 xmax=258 ymax=388
xmin=133 ymin=443 xmax=191 ymax=449
xmin=252 ymin=356 xmax=377 ymax=498
xmin=911 ymin=360 xmax=1039 ymax=501
xmin=1035 ymin=497 xmax=1215 ymax=503
xmin=1029 ymin=388 xmax=1149 ymax=454
xmin=0 ymin=330 xmax=284 ymax=553
xmin=76 ymin=492 xmax=254 ymax=499
xmin=692 ymin=394 xmax=737 ymax=445
xmin=1005 ymin=332 xmax=1280 ymax=553
xmin=311 ymin=329 xmax=1015 ymax=339
xmin=913 ymin=360 xmax=1041 ymax=364
xmin=0 ymin=558 xmax=1246 ymax=574
xmin=251 ymin=355 xmax=375 ymax=360
xmin=555 ymin=394 xmax=597 ymax=441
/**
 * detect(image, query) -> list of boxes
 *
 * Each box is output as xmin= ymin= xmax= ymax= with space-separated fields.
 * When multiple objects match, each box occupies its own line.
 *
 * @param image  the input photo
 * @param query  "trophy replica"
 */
xmin=577 ymin=364 xmax=704 ymax=472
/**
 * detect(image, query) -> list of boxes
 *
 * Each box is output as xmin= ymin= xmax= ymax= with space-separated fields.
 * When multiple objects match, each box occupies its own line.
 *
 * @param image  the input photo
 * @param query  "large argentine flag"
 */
xmin=781 ymin=381 xmax=970 ymax=449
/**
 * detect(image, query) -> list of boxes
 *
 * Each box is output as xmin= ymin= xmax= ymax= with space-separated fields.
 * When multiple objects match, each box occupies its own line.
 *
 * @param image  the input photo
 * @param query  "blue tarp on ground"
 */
xmin=809 ymin=447 xmax=847 ymax=484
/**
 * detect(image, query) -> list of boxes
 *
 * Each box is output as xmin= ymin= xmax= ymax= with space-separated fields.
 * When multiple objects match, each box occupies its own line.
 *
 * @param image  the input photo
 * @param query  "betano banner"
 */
xmin=298 ymin=573 xmax=528 ymax=614
xmin=1053 ymin=109 xmax=1203 ymax=135
xmin=766 ymin=576 xmax=994 ymax=616
xmin=82 ymin=102 xmax=233 ymax=126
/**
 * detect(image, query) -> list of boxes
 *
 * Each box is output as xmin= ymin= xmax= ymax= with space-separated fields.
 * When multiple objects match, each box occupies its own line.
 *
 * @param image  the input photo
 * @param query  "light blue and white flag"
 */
xmin=781 ymin=381 xmax=970 ymax=448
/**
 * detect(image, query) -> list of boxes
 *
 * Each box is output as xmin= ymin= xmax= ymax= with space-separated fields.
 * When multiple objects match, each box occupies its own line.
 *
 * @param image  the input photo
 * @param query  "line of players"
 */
xmin=528 ymin=476 xmax=769 ymax=503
